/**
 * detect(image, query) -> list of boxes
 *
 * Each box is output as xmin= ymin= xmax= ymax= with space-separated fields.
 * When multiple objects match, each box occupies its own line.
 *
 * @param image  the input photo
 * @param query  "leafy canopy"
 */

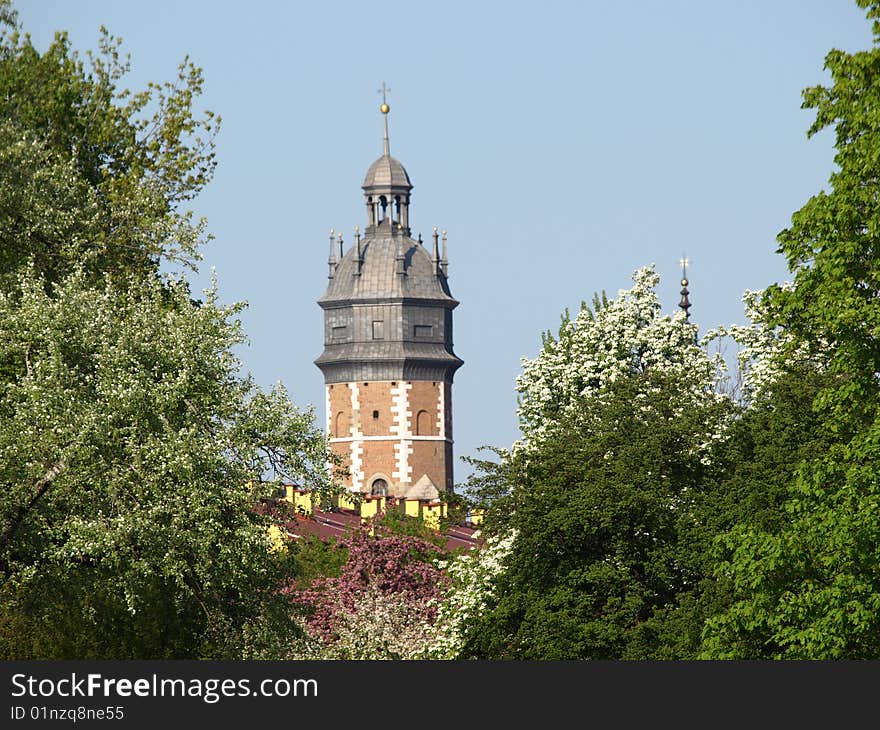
xmin=0 ymin=1 xmax=217 ymax=286
xmin=702 ymin=0 xmax=880 ymax=659
xmin=462 ymin=268 xmax=732 ymax=658
xmin=0 ymin=1 xmax=337 ymax=659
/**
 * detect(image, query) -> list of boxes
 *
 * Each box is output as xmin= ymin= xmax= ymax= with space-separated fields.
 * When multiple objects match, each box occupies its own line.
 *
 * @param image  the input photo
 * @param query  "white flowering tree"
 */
xmin=423 ymin=531 xmax=516 ymax=659
xmin=0 ymin=269 xmax=333 ymax=659
xmin=459 ymin=265 xmax=736 ymax=658
xmin=703 ymin=285 xmax=827 ymax=408
xmin=0 ymin=5 xmax=336 ymax=659
xmin=516 ymin=265 xmax=728 ymax=453
xmin=318 ymin=588 xmax=437 ymax=660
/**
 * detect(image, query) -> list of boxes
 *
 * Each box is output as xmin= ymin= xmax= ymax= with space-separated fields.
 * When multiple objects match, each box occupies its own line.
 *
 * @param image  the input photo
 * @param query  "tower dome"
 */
xmin=360 ymin=98 xmax=414 ymax=236
xmin=321 ymin=235 xmax=455 ymax=304
xmin=362 ymin=154 xmax=412 ymax=190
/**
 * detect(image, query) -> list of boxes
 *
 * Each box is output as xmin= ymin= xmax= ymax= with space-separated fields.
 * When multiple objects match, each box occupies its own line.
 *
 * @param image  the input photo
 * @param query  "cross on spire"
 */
xmin=679 ymin=255 xmax=690 ymax=279
xmin=378 ymin=82 xmax=390 ymax=106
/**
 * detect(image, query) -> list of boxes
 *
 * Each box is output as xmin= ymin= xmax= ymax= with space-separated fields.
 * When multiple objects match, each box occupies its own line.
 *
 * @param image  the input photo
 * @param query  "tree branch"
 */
xmin=0 ymin=457 xmax=68 ymax=555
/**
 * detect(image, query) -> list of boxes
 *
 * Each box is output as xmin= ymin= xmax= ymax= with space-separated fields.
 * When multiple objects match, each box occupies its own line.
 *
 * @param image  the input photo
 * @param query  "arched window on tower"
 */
xmin=371 ymin=478 xmax=388 ymax=496
xmin=415 ymin=409 xmax=434 ymax=436
xmin=334 ymin=411 xmax=349 ymax=438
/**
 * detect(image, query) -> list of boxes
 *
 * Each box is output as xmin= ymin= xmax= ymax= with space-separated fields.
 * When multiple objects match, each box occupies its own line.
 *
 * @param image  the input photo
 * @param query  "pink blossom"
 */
xmin=285 ymin=524 xmax=450 ymax=649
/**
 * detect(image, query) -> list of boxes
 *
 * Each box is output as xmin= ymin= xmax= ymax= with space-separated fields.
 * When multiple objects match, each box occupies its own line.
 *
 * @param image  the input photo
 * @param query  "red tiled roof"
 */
xmin=276 ymin=505 xmax=482 ymax=553
xmin=443 ymin=525 xmax=480 ymax=552
xmin=284 ymin=509 xmax=359 ymax=542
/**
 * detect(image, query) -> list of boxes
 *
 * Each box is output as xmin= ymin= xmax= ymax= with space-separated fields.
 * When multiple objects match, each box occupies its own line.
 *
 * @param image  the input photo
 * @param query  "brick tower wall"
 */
xmin=326 ymin=380 xmax=452 ymax=495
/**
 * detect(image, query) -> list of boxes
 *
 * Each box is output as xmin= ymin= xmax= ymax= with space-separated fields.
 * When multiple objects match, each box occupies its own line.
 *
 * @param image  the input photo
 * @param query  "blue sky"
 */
xmin=16 ymin=1 xmax=875 ymax=484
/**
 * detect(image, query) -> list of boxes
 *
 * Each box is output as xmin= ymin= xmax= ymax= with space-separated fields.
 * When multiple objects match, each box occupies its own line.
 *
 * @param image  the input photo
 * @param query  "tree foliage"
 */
xmin=0 ymin=268 xmax=333 ymax=659
xmin=424 ymin=531 xmax=516 ymax=659
xmin=515 ymin=265 xmax=727 ymax=450
xmin=0 ymin=1 xmax=216 ymax=287
xmin=284 ymin=526 xmax=448 ymax=659
xmin=0 ymin=1 xmax=335 ymax=659
xmin=473 ymin=374 xmax=734 ymax=658
xmin=461 ymin=270 xmax=733 ymax=658
xmin=702 ymin=0 xmax=880 ymax=658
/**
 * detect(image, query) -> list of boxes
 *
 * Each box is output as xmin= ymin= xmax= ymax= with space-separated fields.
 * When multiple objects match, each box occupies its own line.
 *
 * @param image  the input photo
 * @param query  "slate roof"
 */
xmin=320 ymin=224 xmax=455 ymax=305
xmin=315 ymin=340 xmax=462 ymax=366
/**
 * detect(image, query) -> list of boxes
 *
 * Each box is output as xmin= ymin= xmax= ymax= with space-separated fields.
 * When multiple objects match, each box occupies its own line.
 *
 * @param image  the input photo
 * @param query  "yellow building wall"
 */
xmin=360 ymin=496 xmax=386 ymax=519
xmin=422 ymin=502 xmax=447 ymax=531
xmin=267 ymin=524 xmax=287 ymax=553
xmin=337 ymin=491 xmax=360 ymax=511
xmin=288 ymin=490 xmax=314 ymax=514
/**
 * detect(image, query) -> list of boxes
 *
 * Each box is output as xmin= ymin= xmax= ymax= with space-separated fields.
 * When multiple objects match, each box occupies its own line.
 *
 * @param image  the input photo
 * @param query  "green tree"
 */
xmin=461 ymin=270 xmax=733 ymax=659
xmin=702 ymin=0 xmax=880 ymax=659
xmin=0 ymin=270 xmax=333 ymax=659
xmin=0 ymin=2 xmax=337 ymax=659
xmin=464 ymin=373 xmax=730 ymax=659
xmin=0 ymin=1 xmax=216 ymax=287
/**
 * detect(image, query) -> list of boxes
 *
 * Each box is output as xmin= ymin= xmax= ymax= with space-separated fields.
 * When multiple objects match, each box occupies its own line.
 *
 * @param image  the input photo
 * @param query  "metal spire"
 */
xmin=378 ymin=82 xmax=391 ymax=156
xmin=679 ymin=255 xmax=692 ymax=320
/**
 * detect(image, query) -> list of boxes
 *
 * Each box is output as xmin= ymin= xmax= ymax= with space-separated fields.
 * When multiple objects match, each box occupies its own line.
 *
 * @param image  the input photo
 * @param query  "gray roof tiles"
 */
xmin=315 ymin=340 xmax=463 ymax=366
xmin=320 ymin=229 xmax=456 ymax=305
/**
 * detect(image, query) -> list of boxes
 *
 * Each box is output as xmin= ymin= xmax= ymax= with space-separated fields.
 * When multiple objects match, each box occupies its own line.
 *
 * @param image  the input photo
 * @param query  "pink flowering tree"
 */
xmin=284 ymin=524 xmax=449 ymax=659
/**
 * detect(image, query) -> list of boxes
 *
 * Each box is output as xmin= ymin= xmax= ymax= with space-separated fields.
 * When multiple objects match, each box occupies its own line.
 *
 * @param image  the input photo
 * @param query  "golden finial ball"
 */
xmin=380 ymin=103 xmax=390 ymax=114
xmin=681 ymin=278 xmax=689 ymax=287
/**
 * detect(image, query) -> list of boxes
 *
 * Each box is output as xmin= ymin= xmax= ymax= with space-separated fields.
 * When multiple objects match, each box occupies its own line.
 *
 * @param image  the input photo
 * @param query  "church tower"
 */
xmin=315 ymin=96 xmax=463 ymax=498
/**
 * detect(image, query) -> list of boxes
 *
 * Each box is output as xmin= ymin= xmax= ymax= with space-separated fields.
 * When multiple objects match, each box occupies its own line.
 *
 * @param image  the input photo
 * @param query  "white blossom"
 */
xmin=423 ymin=531 xmax=517 ymax=659
xmin=515 ymin=265 xmax=729 ymax=455
xmin=702 ymin=284 xmax=826 ymax=407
